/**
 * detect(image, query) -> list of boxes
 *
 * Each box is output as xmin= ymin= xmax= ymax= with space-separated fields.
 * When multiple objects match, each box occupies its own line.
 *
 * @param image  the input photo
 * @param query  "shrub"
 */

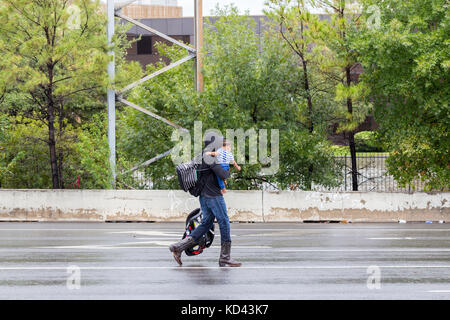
xmin=354 ymin=131 xmax=384 ymax=152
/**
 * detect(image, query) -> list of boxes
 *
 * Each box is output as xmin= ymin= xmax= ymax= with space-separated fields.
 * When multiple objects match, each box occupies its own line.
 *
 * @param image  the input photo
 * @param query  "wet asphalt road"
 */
xmin=0 ymin=222 xmax=449 ymax=300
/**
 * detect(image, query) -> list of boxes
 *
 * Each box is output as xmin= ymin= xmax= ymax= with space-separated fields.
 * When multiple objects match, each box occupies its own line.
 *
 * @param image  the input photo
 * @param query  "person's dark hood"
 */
xmin=203 ymin=132 xmax=223 ymax=151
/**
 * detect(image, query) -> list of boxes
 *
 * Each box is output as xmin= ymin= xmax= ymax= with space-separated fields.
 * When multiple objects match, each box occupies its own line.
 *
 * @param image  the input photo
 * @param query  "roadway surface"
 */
xmin=0 ymin=222 xmax=449 ymax=299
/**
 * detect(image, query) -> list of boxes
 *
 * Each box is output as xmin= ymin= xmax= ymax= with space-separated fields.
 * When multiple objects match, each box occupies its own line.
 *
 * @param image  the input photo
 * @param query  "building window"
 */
xmin=137 ymin=36 xmax=152 ymax=55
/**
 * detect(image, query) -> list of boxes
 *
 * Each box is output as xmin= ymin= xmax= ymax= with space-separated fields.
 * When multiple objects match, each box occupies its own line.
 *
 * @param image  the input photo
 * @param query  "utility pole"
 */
xmin=194 ymin=0 xmax=203 ymax=92
xmin=107 ymin=0 xmax=116 ymax=187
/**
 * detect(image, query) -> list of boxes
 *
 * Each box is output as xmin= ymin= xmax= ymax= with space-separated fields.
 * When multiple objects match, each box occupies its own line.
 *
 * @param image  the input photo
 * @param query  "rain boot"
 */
xmin=219 ymin=241 xmax=242 ymax=267
xmin=169 ymin=236 xmax=196 ymax=266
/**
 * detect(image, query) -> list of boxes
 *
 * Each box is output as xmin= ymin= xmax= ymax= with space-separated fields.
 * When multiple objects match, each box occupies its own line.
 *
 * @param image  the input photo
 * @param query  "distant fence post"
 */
xmin=344 ymin=153 xmax=347 ymax=191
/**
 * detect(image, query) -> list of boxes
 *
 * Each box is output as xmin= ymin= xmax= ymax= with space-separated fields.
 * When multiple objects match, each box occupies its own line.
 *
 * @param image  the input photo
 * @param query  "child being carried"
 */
xmin=206 ymin=139 xmax=241 ymax=194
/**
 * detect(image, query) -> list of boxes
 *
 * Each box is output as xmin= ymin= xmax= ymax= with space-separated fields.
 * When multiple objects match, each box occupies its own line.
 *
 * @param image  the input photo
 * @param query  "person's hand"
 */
xmin=236 ymin=165 xmax=241 ymax=171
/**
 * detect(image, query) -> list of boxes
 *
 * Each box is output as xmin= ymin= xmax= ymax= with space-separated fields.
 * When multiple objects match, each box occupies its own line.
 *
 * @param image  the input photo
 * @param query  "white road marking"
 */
xmin=281 ymin=249 xmax=450 ymax=252
xmin=0 ymin=228 xmax=449 ymax=232
xmin=110 ymin=240 xmax=176 ymax=246
xmin=427 ymin=290 xmax=450 ymax=293
xmin=35 ymin=245 xmax=117 ymax=250
xmin=134 ymin=237 xmax=180 ymax=240
xmin=109 ymin=231 xmax=179 ymax=237
xmin=35 ymin=245 xmax=272 ymax=250
xmin=1 ymin=265 xmax=450 ymax=271
xmin=368 ymin=237 xmax=416 ymax=240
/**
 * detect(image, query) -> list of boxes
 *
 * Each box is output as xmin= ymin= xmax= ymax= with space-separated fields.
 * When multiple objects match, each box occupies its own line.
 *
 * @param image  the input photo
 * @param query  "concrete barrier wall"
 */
xmin=0 ymin=189 xmax=448 ymax=223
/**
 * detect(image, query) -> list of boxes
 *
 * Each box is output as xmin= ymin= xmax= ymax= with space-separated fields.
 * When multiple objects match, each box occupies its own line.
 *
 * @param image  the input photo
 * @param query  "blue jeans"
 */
xmin=216 ymin=163 xmax=229 ymax=190
xmin=189 ymin=195 xmax=231 ymax=244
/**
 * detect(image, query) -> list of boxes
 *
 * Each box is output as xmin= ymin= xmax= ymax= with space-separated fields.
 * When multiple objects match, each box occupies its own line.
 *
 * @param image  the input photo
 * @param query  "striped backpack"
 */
xmin=176 ymin=155 xmax=209 ymax=197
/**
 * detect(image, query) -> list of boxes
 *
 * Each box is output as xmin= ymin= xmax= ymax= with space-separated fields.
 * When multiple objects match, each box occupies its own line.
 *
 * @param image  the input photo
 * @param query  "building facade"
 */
xmin=101 ymin=1 xmax=183 ymax=19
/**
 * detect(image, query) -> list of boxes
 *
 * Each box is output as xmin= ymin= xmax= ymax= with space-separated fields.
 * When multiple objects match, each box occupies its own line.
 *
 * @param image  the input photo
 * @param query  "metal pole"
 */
xmin=107 ymin=0 xmax=116 ymax=188
xmin=194 ymin=0 xmax=204 ymax=92
xmin=344 ymin=154 xmax=347 ymax=191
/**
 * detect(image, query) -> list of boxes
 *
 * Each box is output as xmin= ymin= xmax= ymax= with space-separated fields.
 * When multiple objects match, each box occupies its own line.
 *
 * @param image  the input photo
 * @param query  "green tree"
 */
xmin=203 ymin=6 xmax=341 ymax=190
xmin=0 ymin=113 xmax=112 ymax=189
xmin=355 ymin=0 xmax=449 ymax=189
xmin=312 ymin=0 xmax=372 ymax=191
xmin=265 ymin=0 xmax=344 ymax=189
xmin=265 ymin=0 xmax=326 ymax=134
xmin=69 ymin=113 xmax=113 ymax=189
xmin=0 ymin=115 xmax=26 ymax=188
xmin=0 ymin=0 xmax=141 ymax=189
xmin=0 ymin=115 xmax=59 ymax=188
xmin=118 ymin=5 xmax=342 ymax=190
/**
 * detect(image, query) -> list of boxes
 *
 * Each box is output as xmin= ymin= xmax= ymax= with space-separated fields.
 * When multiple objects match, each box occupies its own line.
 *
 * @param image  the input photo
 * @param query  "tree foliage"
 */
xmin=117 ymin=5 xmax=342 ymax=190
xmin=0 ymin=113 xmax=112 ymax=189
xmin=355 ymin=0 xmax=449 ymax=189
xmin=2 ymin=1 xmax=446 ymax=191
xmin=0 ymin=0 xmax=141 ymax=188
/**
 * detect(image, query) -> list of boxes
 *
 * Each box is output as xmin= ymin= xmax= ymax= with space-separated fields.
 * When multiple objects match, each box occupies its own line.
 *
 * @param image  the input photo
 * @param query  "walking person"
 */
xmin=169 ymin=135 xmax=242 ymax=267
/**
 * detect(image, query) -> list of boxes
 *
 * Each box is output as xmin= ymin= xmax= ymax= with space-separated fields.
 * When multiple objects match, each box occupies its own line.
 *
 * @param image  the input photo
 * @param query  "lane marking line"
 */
xmin=0 ymin=228 xmax=449 ymax=232
xmin=1 ymin=265 xmax=450 ymax=271
xmin=280 ymin=249 xmax=450 ymax=252
xmin=109 ymin=231 xmax=180 ymax=237
xmin=27 ymin=247 xmax=450 ymax=252
xmin=32 ymin=245 xmax=272 ymax=250
xmin=368 ymin=237 xmax=416 ymax=240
